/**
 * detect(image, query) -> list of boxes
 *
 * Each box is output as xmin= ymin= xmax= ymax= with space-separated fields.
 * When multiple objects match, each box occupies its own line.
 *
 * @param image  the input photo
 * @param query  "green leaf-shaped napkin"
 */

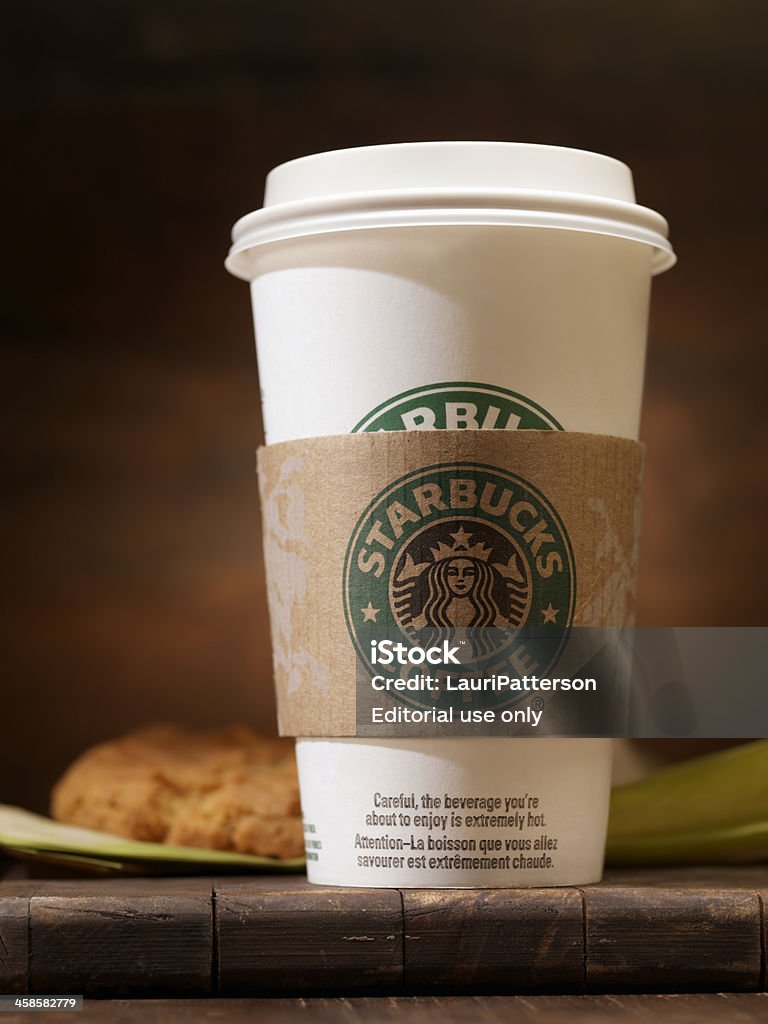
xmin=0 ymin=805 xmax=305 ymax=875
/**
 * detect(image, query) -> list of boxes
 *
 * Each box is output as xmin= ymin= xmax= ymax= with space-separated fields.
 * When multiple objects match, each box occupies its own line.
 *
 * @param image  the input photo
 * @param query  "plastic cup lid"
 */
xmin=226 ymin=142 xmax=675 ymax=279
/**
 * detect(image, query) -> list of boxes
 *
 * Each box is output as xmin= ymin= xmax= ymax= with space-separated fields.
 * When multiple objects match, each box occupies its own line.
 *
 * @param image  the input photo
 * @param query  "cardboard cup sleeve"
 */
xmin=257 ymin=429 xmax=643 ymax=738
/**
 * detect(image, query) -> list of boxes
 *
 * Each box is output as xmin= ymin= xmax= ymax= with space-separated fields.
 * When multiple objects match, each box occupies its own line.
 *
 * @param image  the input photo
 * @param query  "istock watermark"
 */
xmin=355 ymin=627 xmax=768 ymax=738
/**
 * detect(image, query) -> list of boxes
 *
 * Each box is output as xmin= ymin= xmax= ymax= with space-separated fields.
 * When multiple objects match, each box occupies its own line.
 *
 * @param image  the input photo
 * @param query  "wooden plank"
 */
xmin=585 ymin=886 xmax=761 ymax=993
xmin=752 ymin=886 xmax=768 ymax=992
xmin=0 ymin=895 xmax=29 ymax=994
xmin=215 ymin=878 xmax=402 ymax=995
xmin=0 ymin=879 xmax=48 ymax=995
xmin=12 ymin=994 xmax=768 ymax=1024
xmin=402 ymin=889 xmax=584 ymax=993
xmin=5 ymin=867 xmax=768 ymax=997
xmin=27 ymin=878 xmax=213 ymax=997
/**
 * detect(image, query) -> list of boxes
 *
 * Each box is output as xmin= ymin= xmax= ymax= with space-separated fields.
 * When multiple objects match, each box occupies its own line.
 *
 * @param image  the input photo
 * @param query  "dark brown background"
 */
xmin=2 ymin=1 xmax=767 ymax=812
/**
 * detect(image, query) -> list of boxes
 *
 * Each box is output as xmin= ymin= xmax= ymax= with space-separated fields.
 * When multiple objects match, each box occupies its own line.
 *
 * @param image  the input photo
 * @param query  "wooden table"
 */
xmin=3 ymin=865 xmax=768 ymax=1009
xmin=6 ymin=996 xmax=768 ymax=1023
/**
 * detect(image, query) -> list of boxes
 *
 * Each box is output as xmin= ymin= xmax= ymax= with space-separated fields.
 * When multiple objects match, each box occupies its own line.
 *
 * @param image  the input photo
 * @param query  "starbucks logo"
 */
xmin=352 ymin=381 xmax=563 ymax=433
xmin=343 ymin=462 xmax=576 ymax=710
xmin=392 ymin=520 xmax=531 ymax=636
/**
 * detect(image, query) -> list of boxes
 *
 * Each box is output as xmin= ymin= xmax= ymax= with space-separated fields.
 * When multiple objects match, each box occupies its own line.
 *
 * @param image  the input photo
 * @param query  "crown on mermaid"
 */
xmin=429 ymin=528 xmax=524 ymax=581
xmin=396 ymin=527 xmax=525 ymax=583
xmin=430 ymin=528 xmax=492 ymax=563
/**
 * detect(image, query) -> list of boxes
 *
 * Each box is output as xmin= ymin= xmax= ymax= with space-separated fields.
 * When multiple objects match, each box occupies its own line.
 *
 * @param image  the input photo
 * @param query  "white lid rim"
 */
xmin=226 ymin=203 xmax=676 ymax=280
xmin=231 ymin=187 xmax=668 ymax=243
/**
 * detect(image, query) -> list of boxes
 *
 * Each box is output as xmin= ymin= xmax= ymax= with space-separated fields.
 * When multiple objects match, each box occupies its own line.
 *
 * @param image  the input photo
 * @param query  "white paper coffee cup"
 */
xmin=227 ymin=142 xmax=675 ymax=887
xmin=297 ymin=738 xmax=613 ymax=887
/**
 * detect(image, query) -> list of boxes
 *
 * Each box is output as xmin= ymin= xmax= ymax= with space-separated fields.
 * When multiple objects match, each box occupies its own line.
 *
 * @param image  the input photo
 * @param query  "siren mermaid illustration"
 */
xmin=411 ymin=556 xmax=509 ymax=629
xmin=393 ymin=525 xmax=530 ymax=659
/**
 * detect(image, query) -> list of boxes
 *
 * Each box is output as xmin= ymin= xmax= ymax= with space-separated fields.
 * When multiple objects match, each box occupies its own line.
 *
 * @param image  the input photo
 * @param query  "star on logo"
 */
xmin=450 ymin=526 xmax=474 ymax=549
xmin=361 ymin=602 xmax=380 ymax=622
xmin=541 ymin=603 xmax=559 ymax=624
